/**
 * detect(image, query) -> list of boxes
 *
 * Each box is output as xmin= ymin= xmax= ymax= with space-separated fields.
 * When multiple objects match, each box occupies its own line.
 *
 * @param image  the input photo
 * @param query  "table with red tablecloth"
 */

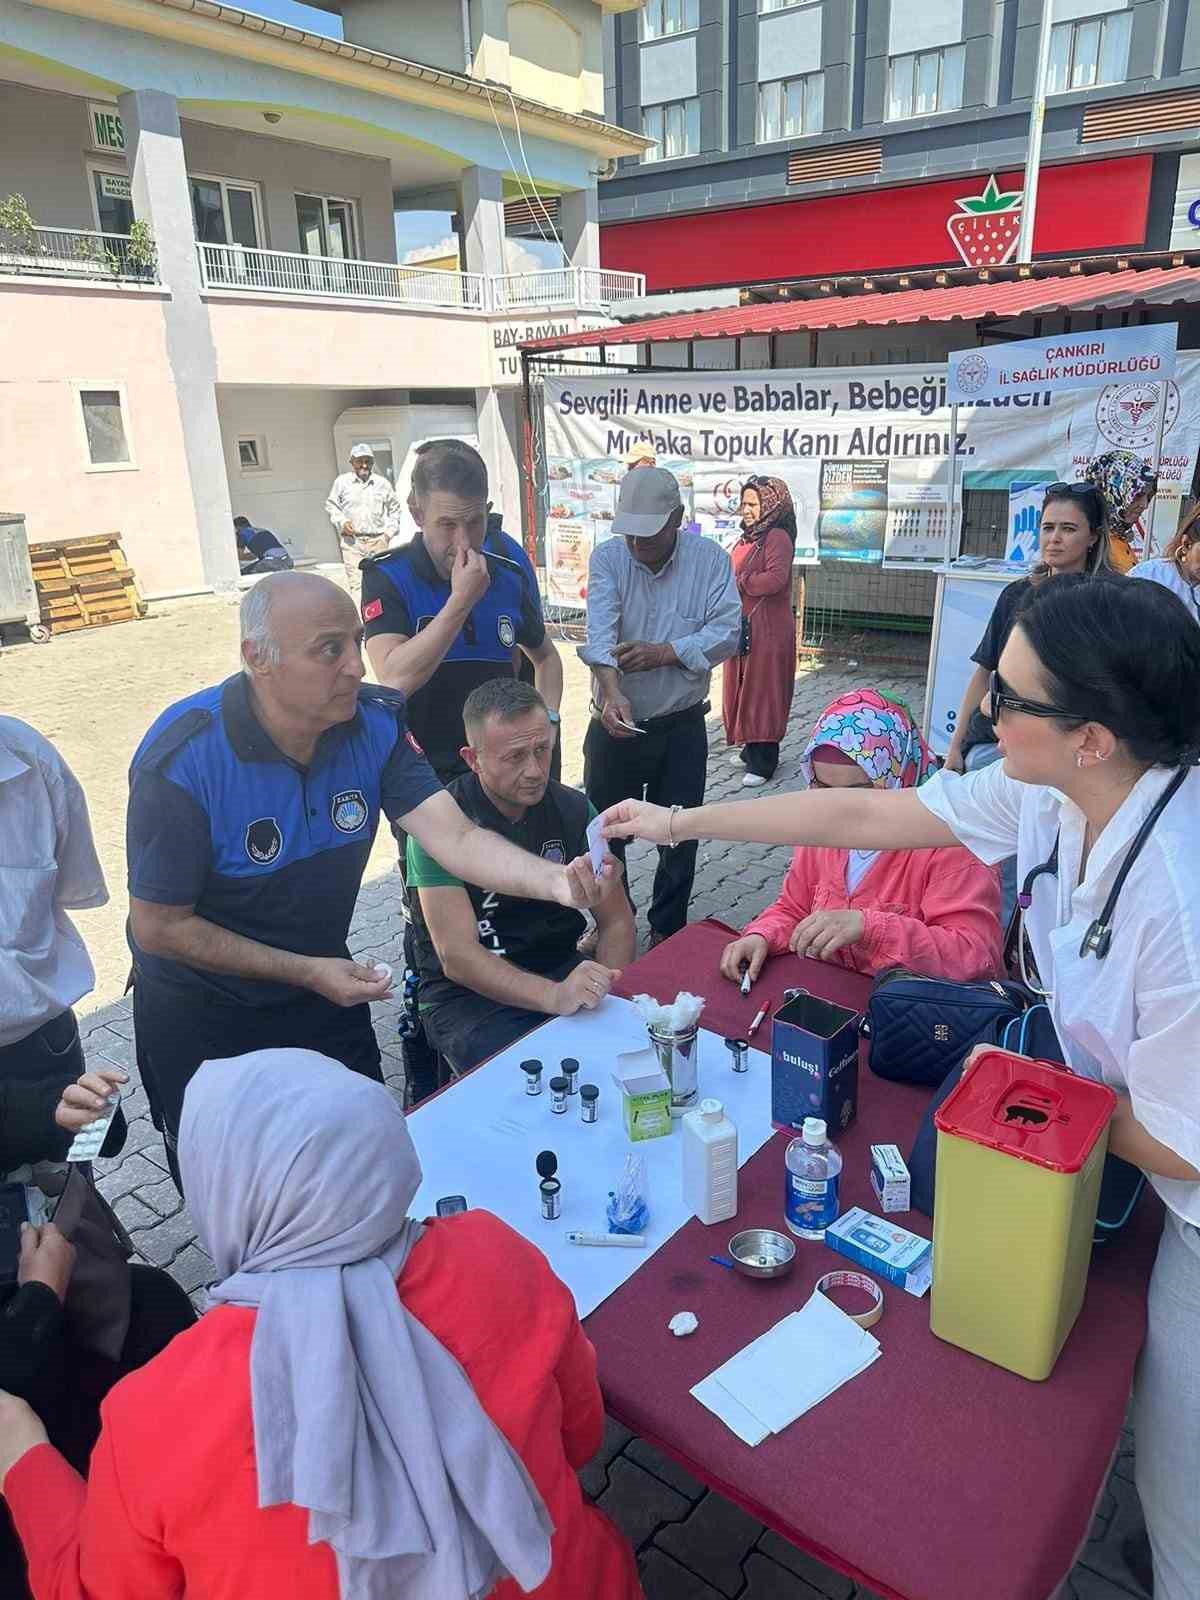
xmin=588 ymin=918 xmax=1161 ymax=1600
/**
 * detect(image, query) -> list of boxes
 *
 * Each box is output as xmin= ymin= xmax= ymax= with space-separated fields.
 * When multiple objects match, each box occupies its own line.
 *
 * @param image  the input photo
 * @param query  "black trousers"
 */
xmin=583 ymin=705 xmax=708 ymax=939
xmin=0 ymin=1011 xmax=86 ymax=1168
xmin=132 ymin=972 xmax=381 ymax=1189
xmin=422 ymin=956 xmax=581 ymax=1074
xmin=742 ymin=740 xmax=780 ymax=779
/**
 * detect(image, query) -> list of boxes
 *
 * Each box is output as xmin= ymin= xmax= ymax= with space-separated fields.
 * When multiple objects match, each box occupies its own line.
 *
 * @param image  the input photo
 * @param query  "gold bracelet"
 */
xmin=666 ymin=804 xmax=683 ymax=847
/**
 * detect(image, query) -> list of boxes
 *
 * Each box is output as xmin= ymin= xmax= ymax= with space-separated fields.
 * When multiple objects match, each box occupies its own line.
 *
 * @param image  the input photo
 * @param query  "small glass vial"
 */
xmin=561 ymin=1056 xmax=580 ymax=1095
xmin=521 ymin=1059 xmax=543 ymax=1096
xmin=540 ymin=1177 xmax=561 ymax=1219
xmin=580 ymin=1084 xmax=599 ymax=1123
xmin=549 ymin=1075 xmax=569 ymax=1113
xmin=725 ymin=1037 xmax=749 ymax=1074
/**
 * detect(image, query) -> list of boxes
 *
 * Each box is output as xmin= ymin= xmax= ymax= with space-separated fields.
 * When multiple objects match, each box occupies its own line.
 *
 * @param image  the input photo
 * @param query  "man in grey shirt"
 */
xmin=579 ymin=467 xmax=741 ymax=943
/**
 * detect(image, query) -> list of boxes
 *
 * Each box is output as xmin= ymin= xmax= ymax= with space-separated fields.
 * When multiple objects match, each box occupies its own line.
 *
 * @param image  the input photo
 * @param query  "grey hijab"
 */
xmin=181 ymin=1050 xmax=553 ymax=1600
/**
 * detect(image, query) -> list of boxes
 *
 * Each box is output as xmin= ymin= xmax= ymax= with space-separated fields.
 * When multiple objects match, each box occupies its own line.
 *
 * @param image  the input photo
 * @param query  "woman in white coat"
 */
xmin=603 ymin=575 xmax=1200 ymax=1600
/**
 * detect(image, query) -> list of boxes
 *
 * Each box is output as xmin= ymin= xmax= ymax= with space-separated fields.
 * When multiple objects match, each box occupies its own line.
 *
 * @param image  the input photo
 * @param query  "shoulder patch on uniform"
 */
xmin=497 ymin=614 xmax=516 ymax=649
xmin=135 ymin=708 xmax=213 ymax=774
xmin=540 ymin=838 xmax=566 ymax=864
xmin=362 ymin=598 xmax=383 ymax=622
xmin=331 ymin=789 xmax=369 ymax=834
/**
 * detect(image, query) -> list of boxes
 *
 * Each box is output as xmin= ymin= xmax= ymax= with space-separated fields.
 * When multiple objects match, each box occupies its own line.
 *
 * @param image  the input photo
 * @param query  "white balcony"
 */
xmin=0 ymin=227 xmax=159 ymax=284
xmin=197 ymin=242 xmax=644 ymax=314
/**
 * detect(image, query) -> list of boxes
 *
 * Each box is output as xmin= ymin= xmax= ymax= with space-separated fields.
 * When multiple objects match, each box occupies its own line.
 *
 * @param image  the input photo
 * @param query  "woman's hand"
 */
xmin=0 ymin=1390 xmax=49 ymax=1491
xmin=943 ymin=741 xmax=966 ymax=775
xmin=18 ymin=1224 xmax=75 ymax=1305
xmin=720 ymin=935 xmax=769 ymax=984
xmin=601 ymin=800 xmax=675 ymax=846
xmin=789 ymin=909 xmax=866 ymax=961
xmin=55 ymin=1068 xmax=127 ymax=1134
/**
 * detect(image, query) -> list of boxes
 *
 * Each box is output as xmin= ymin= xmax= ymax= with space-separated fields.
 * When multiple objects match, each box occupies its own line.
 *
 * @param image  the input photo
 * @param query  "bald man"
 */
xmin=126 ymin=572 xmax=605 ymax=1184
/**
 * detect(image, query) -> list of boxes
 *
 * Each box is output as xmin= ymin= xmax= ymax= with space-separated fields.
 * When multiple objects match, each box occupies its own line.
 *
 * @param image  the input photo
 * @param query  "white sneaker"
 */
xmin=742 ymin=773 xmax=767 ymax=788
xmin=727 ymin=749 xmax=744 ymax=765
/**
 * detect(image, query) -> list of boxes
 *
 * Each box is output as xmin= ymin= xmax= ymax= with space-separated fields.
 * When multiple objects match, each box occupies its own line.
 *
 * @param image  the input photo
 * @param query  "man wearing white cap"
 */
xmin=579 ymin=466 xmax=740 ymax=944
xmin=325 ymin=444 xmax=402 ymax=589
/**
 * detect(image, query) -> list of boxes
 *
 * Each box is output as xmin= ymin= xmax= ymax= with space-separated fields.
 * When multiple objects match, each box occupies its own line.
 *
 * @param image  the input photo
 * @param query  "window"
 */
xmin=79 ymin=388 xmax=132 ymax=470
xmin=758 ymin=73 xmax=825 ymax=141
xmin=190 ymin=176 xmax=262 ymax=249
xmin=640 ymin=0 xmax=698 ymax=39
xmin=237 ymin=436 xmax=269 ymax=472
xmin=295 ymin=194 xmax=358 ymax=260
xmin=888 ymin=44 xmax=965 ymax=120
xmin=89 ymin=168 xmax=134 ymax=235
xmin=759 ymin=0 xmax=800 ymax=11
xmin=642 ymin=98 xmax=701 ymax=162
xmin=1046 ymin=10 xmax=1131 ymax=94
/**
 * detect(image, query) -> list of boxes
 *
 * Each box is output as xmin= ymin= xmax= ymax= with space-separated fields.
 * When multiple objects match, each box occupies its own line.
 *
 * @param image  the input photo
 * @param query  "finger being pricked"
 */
xmin=565 ymin=854 xmax=605 ymax=907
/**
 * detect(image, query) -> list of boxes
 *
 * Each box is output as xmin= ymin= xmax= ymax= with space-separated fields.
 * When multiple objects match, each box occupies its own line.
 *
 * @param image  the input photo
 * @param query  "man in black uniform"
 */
xmin=126 ymin=572 xmax=602 ymax=1181
xmin=407 ymin=679 xmax=635 ymax=1073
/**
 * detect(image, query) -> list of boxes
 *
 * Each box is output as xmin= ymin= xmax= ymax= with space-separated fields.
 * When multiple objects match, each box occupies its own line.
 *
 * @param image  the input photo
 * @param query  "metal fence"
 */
xmin=0 ymin=227 xmax=157 ymax=283
xmin=491 ymin=266 xmax=644 ymax=310
xmin=197 ymin=242 xmax=488 ymax=310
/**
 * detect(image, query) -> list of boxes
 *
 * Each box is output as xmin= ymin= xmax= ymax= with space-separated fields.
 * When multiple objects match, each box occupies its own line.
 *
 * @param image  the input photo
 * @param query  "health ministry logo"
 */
xmin=953 ymin=352 xmax=990 ymax=397
xmin=1096 ymin=381 xmax=1180 ymax=451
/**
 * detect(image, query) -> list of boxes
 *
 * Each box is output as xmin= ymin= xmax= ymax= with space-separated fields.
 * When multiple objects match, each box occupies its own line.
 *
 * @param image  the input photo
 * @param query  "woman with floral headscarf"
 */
xmin=719 ymin=689 xmax=1002 ymax=983
xmin=722 ymin=476 xmax=798 ymax=787
xmin=1085 ymin=451 xmax=1158 ymax=573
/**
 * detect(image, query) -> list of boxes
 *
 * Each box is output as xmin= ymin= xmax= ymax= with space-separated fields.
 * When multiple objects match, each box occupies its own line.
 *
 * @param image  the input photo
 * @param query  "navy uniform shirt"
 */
xmin=126 ymin=674 xmax=442 ymax=1004
xmin=360 ymin=527 xmax=545 ymax=780
xmin=405 ymin=771 xmax=590 ymax=1013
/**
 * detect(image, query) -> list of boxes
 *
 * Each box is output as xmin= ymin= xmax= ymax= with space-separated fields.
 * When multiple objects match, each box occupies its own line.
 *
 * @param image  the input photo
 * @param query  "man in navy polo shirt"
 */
xmin=126 ymin=571 xmax=601 ymax=1181
xmin=359 ymin=439 xmax=562 ymax=781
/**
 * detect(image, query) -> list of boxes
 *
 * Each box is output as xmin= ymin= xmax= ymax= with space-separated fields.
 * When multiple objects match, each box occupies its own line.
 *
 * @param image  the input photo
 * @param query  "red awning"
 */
xmin=521 ymin=265 xmax=1200 ymax=353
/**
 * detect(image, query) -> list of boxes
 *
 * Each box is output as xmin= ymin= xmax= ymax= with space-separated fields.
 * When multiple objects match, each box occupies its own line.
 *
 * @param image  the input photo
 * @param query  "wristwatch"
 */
xmin=547 ymin=710 xmax=561 ymax=726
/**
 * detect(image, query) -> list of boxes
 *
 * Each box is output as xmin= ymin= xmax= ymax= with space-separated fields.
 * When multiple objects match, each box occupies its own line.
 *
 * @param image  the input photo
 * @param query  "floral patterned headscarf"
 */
xmin=1084 ymin=450 xmax=1157 ymax=530
xmin=740 ymin=476 xmax=794 ymax=542
xmin=800 ymin=688 xmax=938 ymax=791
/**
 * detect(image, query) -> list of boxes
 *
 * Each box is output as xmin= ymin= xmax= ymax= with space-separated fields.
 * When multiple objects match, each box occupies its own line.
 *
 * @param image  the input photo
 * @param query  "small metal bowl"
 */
xmin=727 ymin=1228 xmax=796 ymax=1280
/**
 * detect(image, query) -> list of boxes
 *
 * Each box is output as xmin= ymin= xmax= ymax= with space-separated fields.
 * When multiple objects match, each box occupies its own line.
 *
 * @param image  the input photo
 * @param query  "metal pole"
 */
xmin=1015 ymin=0 xmax=1054 ymax=266
xmin=1144 ymin=377 xmax=1171 ymax=559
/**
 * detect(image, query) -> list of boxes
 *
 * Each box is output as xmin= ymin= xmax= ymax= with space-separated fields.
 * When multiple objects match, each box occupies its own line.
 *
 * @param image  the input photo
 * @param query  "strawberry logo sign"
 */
xmin=946 ymin=176 xmax=1024 ymax=268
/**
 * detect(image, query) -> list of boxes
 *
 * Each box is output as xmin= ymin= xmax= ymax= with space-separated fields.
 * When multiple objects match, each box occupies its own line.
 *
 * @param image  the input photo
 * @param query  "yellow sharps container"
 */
xmin=931 ymin=1049 xmax=1116 ymax=1381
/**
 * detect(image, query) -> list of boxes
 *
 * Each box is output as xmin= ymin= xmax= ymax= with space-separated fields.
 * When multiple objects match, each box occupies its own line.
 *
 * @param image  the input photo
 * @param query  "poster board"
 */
xmin=924 ymin=570 xmax=1014 ymax=757
xmin=541 ymin=359 xmax=1200 ymax=601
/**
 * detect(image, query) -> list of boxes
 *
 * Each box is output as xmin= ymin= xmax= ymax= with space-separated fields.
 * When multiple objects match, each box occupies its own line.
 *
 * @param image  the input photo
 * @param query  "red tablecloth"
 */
xmin=591 ymin=919 xmax=1161 ymax=1600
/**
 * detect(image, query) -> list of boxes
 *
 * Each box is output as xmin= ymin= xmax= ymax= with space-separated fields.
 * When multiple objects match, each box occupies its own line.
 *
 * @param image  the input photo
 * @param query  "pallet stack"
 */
xmin=29 ymin=534 xmax=146 ymax=635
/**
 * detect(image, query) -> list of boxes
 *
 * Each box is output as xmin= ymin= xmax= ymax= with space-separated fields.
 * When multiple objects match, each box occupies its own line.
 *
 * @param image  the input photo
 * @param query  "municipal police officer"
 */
xmin=126 ymin=571 xmax=601 ymax=1183
xmin=360 ymin=439 xmax=562 ymax=781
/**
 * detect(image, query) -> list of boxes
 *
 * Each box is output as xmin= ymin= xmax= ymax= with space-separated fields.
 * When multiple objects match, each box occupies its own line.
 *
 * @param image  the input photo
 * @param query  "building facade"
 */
xmin=0 ymin=0 xmax=647 ymax=596
xmin=599 ymin=0 xmax=1200 ymax=297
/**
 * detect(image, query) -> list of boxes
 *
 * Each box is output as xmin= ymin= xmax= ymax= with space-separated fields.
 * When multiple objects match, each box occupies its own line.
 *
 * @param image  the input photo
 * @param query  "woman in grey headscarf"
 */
xmin=0 ymin=1050 xmax=644 ymax=1600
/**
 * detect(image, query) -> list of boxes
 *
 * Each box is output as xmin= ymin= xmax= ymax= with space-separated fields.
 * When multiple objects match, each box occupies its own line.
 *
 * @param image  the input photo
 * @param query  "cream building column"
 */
xmin=461 ymin=165 xmax=522 ymax=533
xmin=119 ymin=88 xmax=239 ymax=593
xmin=560 ymin=185 xmax=600 ymax=271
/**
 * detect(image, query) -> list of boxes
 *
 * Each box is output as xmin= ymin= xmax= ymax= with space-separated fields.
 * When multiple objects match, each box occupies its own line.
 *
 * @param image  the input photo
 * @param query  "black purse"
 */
xmin=737 ymin=614 xmax=752 ymax=657
xmin=861 ymin=968 xmax=1029 ymax=1088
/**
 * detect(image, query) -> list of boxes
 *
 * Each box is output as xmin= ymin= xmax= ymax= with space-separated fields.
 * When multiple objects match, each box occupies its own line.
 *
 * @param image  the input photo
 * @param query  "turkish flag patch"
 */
xmin=362 ymin=598 xmax=383 ymax=622
xmin=406 ymin=730 xmax=425 ymax=756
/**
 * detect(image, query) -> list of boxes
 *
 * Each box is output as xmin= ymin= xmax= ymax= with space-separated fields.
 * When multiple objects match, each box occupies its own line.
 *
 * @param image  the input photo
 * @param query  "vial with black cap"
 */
xmin=560 ymin=1057 xmax=580 ymax=1095
xmin=549 ymin=1075 xmax=569 ymax=1114
xmin=580 ymin=1084 xmax=599 ymax=1123
xmin=521 ymin=1059 xmax=543 ymax=1096
xmin=725 ymin=1038 xmax=749 ymax=1074
xmin=537 ymin=1150 xmax=561 ymax=1219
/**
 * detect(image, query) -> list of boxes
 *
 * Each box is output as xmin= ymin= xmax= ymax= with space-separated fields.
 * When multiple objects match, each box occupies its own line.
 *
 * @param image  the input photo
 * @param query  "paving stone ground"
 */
xmin=0 ymin=597 xmax=1146 ymax=1599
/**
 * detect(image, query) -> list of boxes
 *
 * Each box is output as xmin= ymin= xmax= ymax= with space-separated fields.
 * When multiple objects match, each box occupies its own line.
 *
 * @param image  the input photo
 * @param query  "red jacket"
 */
xmin=743 ymin=844 xmax=1002 ymax=981
xmin=6 ymin=1212 xmax=642 ymax=1600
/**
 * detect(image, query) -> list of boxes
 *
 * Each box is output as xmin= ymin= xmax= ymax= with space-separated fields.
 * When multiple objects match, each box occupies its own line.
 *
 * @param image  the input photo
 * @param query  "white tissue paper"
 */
xmin=669 ymin=1312 xmax=699 ymax=1338
xmin=632 ymin=992 xmax=706 ymax=1033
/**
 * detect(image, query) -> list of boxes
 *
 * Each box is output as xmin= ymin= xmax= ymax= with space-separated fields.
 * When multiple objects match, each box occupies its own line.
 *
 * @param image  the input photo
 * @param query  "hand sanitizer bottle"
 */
xmin=785 ymin=1117 xmax=842 ymax=1240
xmin=681 ymin=1098 xmax=738 ymax=1225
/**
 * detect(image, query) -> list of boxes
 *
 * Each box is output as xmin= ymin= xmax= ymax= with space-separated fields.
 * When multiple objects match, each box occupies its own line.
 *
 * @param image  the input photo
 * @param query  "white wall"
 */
xmin=217 ymin=386 xmax=407 ymax=562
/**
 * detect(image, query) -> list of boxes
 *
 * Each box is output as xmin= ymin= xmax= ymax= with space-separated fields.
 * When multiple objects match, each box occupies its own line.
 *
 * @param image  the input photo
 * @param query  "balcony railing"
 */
xmin=490 ymin=267 xmax=644 ymax=310
xmin=198 ymin=241 xmax=489 ymax=311
xmin=0 ymin=227 xmax=158 ymax=283
xmin=197 ymin=242 xmax=644 ymax=313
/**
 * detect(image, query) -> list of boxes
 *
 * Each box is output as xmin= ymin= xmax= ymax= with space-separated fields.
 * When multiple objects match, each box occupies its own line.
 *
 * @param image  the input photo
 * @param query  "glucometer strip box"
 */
xmin=870 ymin=1144 xmax=911 ymax=1213
xmin=825 ymin=1206 xmax=932 ymax=1296
xmin=613 ymin=1050 xmax=671 ymax=1142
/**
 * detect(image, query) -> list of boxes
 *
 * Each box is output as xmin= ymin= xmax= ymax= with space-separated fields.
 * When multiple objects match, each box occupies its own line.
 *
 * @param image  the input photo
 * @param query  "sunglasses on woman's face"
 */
xmin=988 ymin=670 xmax=1076 ymax=725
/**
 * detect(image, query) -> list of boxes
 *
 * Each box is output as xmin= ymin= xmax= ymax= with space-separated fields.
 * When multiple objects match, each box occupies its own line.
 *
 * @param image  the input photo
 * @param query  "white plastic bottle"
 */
xmin=681 ymin=1098 xmax=738 ymax=1225
xmin=784 ymin=1117 xmax=842 ymax=1240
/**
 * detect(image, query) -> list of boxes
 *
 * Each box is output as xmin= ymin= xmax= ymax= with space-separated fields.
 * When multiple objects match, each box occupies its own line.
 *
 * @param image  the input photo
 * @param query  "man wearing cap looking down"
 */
xmin=325 ymin=444 xmax=402 ymax=588
xmin=579 ymin=466 xmax=741 ymax=945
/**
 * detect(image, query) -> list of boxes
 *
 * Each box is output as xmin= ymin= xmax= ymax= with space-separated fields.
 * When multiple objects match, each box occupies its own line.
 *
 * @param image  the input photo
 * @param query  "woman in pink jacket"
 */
xmin=720 ymin=689 xmax=1002 ymax=984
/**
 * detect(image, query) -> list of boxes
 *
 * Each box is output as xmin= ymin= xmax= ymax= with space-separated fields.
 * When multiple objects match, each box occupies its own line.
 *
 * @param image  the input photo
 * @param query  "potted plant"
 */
xmin=0 ymin=194 xmax=43 ymax=272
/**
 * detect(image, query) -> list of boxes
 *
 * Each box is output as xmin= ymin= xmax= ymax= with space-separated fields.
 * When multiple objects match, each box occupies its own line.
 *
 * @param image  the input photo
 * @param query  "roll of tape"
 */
xmin=814 ymin=1269 xmax=884 ymax=1329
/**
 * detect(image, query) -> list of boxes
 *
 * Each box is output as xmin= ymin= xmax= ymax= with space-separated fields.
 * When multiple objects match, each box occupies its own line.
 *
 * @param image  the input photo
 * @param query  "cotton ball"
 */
xmin=668 ymin=1311 xmax=699 ymax=1338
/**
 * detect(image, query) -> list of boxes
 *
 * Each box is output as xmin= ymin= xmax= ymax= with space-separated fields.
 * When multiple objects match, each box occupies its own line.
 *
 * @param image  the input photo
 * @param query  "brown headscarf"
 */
xmin=740 ymin=476 xmax=795 ymax=542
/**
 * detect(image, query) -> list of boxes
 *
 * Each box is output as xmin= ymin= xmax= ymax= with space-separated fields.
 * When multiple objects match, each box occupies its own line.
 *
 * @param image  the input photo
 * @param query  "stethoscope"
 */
xmin=1015 ymin=763 xmax=1193 ymax=991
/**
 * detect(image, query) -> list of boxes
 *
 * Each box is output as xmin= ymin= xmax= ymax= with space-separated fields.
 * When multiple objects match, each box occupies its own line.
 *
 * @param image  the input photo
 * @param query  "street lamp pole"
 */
xmin=1016 ymin=0 xmax=1055 ymax=265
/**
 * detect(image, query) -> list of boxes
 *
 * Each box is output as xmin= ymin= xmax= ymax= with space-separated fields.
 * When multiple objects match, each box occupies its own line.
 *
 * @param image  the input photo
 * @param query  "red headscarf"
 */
xmin=740 ymin=476 xmax=794 ymax=542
